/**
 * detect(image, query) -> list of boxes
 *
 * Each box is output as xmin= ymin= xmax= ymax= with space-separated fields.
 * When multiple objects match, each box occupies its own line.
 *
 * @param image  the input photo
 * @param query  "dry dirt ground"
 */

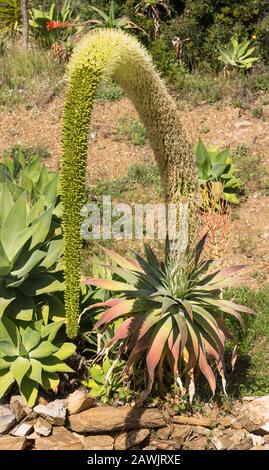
xmin=0 ymin=96 xmax=268 ymax=287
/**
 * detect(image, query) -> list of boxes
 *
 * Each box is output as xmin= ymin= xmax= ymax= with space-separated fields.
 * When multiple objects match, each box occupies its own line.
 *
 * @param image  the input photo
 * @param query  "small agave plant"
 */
xmin=84 ymin=237 xmax=255 ymax=401
xmin=218 ymin=36 xmax=258 ymax=70
xmin=0 ymin=317 xmax=76 ymax=406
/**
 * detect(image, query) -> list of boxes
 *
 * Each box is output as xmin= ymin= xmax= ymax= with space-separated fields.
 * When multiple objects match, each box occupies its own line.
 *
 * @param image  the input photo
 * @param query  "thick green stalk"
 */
xmin=61 ymin=29 xmax=199 ymax=338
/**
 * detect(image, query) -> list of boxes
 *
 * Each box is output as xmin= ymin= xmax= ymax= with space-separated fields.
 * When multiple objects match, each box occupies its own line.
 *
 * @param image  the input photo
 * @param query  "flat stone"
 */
xmin=150 ymin=439 xmax=178 ymax=450
xmin=34 ymin=417 xmax=52 ymax=437
xmin=10 ymin=396 xmax=27 ymax=422
xmin=0 ymin=405 xmax=16 ymax=434
xmin=67 ymin=390 xmax=95 ymax=415
xmin=239 ymin=396 xmax=269 ymax=434
xmin=192 ymin=425 xmax=211 ymax=437
xmin=183 ymin=436 xmax=209 ymax=450
xmin=35 ymin=427 xmax=83 ymax=450
xmin=173 ymin=415 xmax=213 ymax=427
xmin=10 ymin=422 xmax=33 ymax=437
xmin=83 ymin=435 xmax=114 ymax=450
xmin=156 ymin=425 xmax=174 ymax=440
xmin=172 ymin=425 xmax=192 ymax=446
xmin=211 ymin=429 xmax=252 ymax=450
xmin=0 ymin=436 xmax=27 ymax=450
xmin=69 ymin=406 xmax=166 ymax=433
xmin=34 ymin=400 xmax=66 ymax=426
xmin=218 ymin=416 xmax=238 ymax=428
xmin=115 ymin=429 xmax=150 ymax=450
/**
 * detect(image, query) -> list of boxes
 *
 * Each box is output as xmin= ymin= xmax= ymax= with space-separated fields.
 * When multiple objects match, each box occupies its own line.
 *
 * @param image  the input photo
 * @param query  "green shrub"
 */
xmin=0 ymin=317 xmax=75 ymax=406
xmin=115 ymin=116 xmax=148 ymax=146
xmin=83 ymin=356 xmax=133 ymax=403
xmin=96 ymin=80 xmax=123 ymax=102
xmin=172 ymin=0 xmax=269 ymax=70
xmin=195 ymin=139 xmax=242 ymax=207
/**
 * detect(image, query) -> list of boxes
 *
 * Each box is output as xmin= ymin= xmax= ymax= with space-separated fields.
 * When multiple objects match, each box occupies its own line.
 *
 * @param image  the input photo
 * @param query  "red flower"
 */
xmin=46 ymin=20 xmax=68 ymax=31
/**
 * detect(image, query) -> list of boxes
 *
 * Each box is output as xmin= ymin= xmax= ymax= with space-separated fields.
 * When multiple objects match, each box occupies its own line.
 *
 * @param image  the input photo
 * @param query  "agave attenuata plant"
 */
xmin=83 ymin=237 xmax=255 ymax=401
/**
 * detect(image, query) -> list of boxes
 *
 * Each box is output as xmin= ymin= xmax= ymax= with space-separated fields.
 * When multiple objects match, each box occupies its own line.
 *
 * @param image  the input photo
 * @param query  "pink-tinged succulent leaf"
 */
xmin=168 ymin=325 xmax=181 ymax=376
xmin=202 ymin=265 xmax=246 ymax=285
xmin=192 ymin=310 xmax=224 ymax=356
xmin=132 ymin=309 xmax=164 ymax=345
xmin=83 ymin=298 xmax=123 ymax=312
xmin=95 ymin=299 xmax=138 ymax=329
xmin=198 ymin=347 xmax=216 ymax=395
xmin=108 ymin=317 xmax=136 ymax=346
xmin=146 ymin=316 xmax=173 ymax=393
xmin=84 ymin=278 xmax=137 ymax=291
xmin=174 ymin=315 xmax=188 ymax=358
xmin=182 ymin=300 xmax=193 ymax=321
xmin=214 ymin=299 xmax=255 ymax=315
xmin=98 ymin=245 xmax=143 ymax=272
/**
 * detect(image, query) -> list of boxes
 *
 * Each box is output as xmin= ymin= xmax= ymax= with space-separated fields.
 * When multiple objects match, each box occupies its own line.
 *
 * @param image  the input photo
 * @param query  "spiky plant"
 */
xmin=84 ymin=237 xmax=255 ymax=401
xmin=61 ymin=29 xmax=199 ymax=338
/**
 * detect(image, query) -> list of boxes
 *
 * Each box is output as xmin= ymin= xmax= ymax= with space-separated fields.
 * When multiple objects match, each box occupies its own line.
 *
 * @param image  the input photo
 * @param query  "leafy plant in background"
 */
xmin=218 ymin=36 xmax=258 ymax=71
xmin=0 ymin=317 xmax=75 ymax=406
xmin=0 ymin=0 xmax=22 ymax=38
xmin=85 ymin=237 xmax=255 ymax=401
xmin=195 ymin=139 xmax=242 ymax=208
xmin=83 ymin=356 xmax=132 ymax=403
xmin=29 ymin=0 xmax=78 ymax=47
xmin=0 ymin=185 xmax=64 ymax=322
xmin=88 ymin=0 xmax=139 ymax=31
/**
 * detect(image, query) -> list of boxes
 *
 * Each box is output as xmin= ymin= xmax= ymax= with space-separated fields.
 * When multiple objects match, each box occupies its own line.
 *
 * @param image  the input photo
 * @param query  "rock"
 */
xmin=10 ymin=422 xmax=33 ymax=437
xmin=35 ymin=427 xmax=83 ymax=450
xmin=172 ymin=425 xmax=192 ymax=446
xmin=34 ymin=417 xmax=52 ymax=437
xmin=239 ymin=396 xmax=269 ymax=434
xmin=115 ymin=429 xmax=150 ymax=450
xmin=183 ymin=436 xmax=209 ymax=450
xmin=83 ymin=435 xmax=114 ymax=450
xmin=173 ymin=415 xmax=213 ymax=427
xmin=156 ymin=425 xmax=174 ymax=440
xmin=211 ymin=429 xmax=252 ymax=450
xmin=34 ymin=400 xmax=66 ymax=426
xmin=67 ymin=390 xmax=95 ymax=415
xmin=69 ymin=406 xmax=166 ymax=433
xmin=218 ymin=416 xmax=238 ymax=428
xmin=0 ymin=405 xmax=16 ymax=434
xmin=143 ymin=446 xmax=157 ymax=450
xmin=192 ymin=425 xmax=211 ymax=437
xmin=250 ymin=434 xmax=265 ymax=447
xmin=0 ymin=436 xmax=27 ymax=450
xmin=150 ymin=439 xmax=178 ymax=450
xmin=263 ymin=435 xmax=269 ymax=444
xmin=10 ymin=396 xmax=26 ymax=422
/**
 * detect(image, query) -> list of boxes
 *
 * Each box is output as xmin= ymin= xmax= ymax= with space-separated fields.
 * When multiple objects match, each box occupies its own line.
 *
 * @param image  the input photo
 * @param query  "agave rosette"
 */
xmin=84 ymin=237 xmax=255 ymax=399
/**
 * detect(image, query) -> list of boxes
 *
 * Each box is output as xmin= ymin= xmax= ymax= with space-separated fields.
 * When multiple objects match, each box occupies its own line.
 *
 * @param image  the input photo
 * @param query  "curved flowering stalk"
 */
xmin=84 ymin=236 xmax=255 ymax=400
xmin=61 ymin=29 xmax=199 ymax=338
